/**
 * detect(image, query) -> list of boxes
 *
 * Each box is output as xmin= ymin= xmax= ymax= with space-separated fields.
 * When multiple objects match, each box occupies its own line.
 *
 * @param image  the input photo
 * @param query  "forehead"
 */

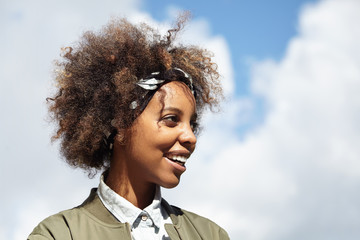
xmin=151 ymin=81 xmax=196 ymax=111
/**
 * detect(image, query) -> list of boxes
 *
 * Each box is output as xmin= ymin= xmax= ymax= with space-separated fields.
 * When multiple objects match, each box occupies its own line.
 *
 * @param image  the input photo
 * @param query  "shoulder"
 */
xmin=164 ymin=201 xmax=230 ymax=240
xmin=27 ymin=208 xmax=83 ymax=240
xmin=27 ymin=188 xmax=125 ymax=240
xmin=179 ymin=207 xmax=230 ymax=239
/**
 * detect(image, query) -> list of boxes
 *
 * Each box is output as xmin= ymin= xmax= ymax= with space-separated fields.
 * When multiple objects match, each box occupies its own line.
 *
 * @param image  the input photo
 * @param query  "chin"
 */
xmin=160 ymin=178 xmax=181 ymax=189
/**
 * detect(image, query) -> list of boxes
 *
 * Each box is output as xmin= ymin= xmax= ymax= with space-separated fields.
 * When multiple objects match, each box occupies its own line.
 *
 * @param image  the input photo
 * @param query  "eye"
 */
xmin=190 ymin=121 xmax=199 ymax=133
xmin=161 ymin=115 xmax=179 ymax=127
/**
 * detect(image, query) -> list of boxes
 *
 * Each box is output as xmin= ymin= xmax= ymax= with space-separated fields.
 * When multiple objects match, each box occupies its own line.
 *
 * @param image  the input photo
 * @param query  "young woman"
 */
xmin=28 ymin=16 xmax=229 ymax=240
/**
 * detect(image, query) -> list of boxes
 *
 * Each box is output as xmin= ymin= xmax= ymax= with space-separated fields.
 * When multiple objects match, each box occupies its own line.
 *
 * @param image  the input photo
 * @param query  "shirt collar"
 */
xmin=97 ymin=173 xmax=163 ymax=229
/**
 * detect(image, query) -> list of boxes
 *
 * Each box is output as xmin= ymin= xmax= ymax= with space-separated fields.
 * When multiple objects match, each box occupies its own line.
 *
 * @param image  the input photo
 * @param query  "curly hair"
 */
xmin=48 ymin=15 xmax=223 ymax=173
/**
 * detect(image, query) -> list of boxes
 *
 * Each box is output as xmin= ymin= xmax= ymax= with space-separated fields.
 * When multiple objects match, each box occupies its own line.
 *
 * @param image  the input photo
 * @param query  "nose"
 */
xmin=179 ymin=123 xmax=197 ymax=151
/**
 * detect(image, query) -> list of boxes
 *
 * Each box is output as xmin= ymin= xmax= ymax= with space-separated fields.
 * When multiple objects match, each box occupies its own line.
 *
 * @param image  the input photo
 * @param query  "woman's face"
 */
xmin=122 ymin=81 xmax=197 ymax=188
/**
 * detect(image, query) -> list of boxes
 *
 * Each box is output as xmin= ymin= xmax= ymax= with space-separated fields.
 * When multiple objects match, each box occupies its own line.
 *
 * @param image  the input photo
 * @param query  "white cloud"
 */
xmin=179 ymin=17 xmax=235 ymax=96
xmin=167 ymin=0 xmax=360 ymax=239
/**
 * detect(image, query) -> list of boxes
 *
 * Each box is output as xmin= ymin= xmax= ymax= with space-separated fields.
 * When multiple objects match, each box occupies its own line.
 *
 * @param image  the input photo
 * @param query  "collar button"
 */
xmin=141 ymin=214 xmax=148 ymax=221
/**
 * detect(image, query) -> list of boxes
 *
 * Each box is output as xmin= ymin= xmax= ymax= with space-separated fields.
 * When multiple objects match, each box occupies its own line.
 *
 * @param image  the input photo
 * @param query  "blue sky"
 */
xmin=1 ymin=0 xmax=360 ymax=239
xmin=143 ymin=0 xmax=319 ymax=138
xmin=144 ymin=0 xmax=317 ymax=95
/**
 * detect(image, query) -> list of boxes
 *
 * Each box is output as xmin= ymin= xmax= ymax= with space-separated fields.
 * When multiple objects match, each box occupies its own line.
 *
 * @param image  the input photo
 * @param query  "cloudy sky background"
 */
xmin=1 ymin=0 xmax=360 ymax=239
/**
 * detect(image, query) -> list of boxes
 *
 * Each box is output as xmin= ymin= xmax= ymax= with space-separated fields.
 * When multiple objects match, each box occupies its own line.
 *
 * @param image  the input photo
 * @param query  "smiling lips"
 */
xmin=166 ymin=154 xmax=189 ymax=166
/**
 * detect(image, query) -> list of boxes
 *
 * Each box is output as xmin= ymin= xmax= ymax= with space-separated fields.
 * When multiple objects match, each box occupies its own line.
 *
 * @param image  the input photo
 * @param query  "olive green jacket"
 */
xmin=28 ymin=189 xmax=229 ymax=240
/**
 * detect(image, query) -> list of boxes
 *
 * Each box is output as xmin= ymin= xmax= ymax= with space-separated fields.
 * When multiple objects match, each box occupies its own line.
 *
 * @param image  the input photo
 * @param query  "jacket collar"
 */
xmin=80 ymin=188 xmax=183 ymax=227
xmin=80 ymin=188 xmax=200 ymax=240
xmin=80 ymin=188 xmax=123 ymax=226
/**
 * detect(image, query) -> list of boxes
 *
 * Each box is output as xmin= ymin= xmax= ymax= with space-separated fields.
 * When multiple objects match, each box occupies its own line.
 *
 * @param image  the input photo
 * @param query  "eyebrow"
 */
xmin=162 ymin=107 xmax=197 ymax=119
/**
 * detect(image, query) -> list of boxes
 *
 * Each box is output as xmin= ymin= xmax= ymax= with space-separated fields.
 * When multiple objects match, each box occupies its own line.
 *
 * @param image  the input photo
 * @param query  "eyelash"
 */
xmin=161 ymin=115 xmax=198 ymax=133
xmin=190 ymin=122 xmax=198 ymax=133
xmin=162 ymin=115 xmax=179 ymax=127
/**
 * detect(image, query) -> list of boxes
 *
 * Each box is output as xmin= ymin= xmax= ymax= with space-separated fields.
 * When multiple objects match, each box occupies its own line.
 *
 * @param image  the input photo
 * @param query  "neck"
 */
xmin=105 ymin=146 xmax=156 ymax=209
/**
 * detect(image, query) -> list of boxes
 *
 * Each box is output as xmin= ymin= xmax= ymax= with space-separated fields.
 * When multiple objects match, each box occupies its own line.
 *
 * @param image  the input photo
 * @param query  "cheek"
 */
xmin=130 ymin=122 xmax=163 ymax=150
xmin=155 ymin=127 xmax=179 ymax=149
xmin=130 ymin=117 xmax=178 ymax=153
xmin=139 ymin=127 xmax=178 ymax=153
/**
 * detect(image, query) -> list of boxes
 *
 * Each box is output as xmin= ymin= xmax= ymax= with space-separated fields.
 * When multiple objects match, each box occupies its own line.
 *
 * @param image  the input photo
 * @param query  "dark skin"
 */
xmin=106 ymin=148 xmax=156 ymax=209
xmin=106 ymin=82 xmax=197 ymax=209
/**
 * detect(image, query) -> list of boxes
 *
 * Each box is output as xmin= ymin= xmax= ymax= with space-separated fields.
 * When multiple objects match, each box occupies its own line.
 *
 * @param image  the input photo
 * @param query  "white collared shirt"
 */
xmin=97 ymin=175 xmax=172 ymax=240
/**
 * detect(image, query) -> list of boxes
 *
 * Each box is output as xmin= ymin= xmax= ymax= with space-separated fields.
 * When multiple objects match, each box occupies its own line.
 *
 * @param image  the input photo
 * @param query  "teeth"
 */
xmin=169 ymin=155 xmax=188 ymax=163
